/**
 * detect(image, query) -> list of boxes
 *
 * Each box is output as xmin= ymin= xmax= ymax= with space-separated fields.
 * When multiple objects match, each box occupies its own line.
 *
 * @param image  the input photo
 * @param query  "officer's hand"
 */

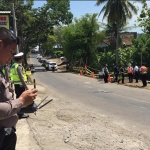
xmin=19 ymin=89 xmax=38 ymax=106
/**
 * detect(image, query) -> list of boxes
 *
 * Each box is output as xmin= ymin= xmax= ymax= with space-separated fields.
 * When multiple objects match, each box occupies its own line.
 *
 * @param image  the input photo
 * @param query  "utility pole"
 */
xmin=12 ymin=3 xmax=19 ymax=53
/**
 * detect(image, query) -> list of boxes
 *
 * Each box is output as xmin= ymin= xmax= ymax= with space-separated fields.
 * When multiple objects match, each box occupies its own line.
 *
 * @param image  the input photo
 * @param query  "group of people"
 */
xmin=0 ymin=27 xmax=38 ymax=149
xmin=102 ymin=63 xmax=147 ymax=87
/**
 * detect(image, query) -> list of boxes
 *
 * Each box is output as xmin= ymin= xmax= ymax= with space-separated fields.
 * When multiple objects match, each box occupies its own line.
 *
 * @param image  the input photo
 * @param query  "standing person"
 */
xmin=127 ymin=64 xmax=133 ymax=83
xmin=0 ymin=27 xmax=38 ymax=150
xmin=113 ymin=64 xmax=119 ymax=82
xmin=133 ymin=63 xmax=139 ymax=83
xmin=118 ymin=66 xmax=124 ymax=84
xmin=66 ymin=63 xmax=69 ymax=71
xmin=102 ymin=64 xmax=109 ymax=83
xmin=51 ymin=63 xmax=55 ymax=72
xmin=140 ymin=63 xmax=147 ymax=87
xmin=45 ymin=61 xmax=49 ymax=71
xmin=10 ymin=52 xmax=29 ymax=119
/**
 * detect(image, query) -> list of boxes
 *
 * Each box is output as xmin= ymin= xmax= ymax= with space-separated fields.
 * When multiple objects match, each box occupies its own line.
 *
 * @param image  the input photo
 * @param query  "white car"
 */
xmin=36 ymin=54 xmax=41 ymax=59
xmin=48 ymin=62 xmax=57 ymax=71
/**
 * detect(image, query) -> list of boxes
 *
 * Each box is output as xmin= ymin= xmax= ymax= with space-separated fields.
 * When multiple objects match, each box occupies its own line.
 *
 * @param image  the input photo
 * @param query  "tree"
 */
xmin=137 ymin=0 xmax=150 ymax=34
xmin=95 ymin=0 xmax=139 ymax=64
xmin=62 ymin=13 xmax=105 ymax=68
xmin=0 ymin=0 xmax=73 ymax=54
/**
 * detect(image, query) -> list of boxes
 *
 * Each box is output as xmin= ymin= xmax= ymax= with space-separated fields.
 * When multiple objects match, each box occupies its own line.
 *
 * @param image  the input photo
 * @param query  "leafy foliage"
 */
xmin=137 ymin=0 xmax=150 ymax=34
xmin=62 ymin=13 xmax=105 ymax=68
xmin=0 ymin=0 xmax=73 ymax=54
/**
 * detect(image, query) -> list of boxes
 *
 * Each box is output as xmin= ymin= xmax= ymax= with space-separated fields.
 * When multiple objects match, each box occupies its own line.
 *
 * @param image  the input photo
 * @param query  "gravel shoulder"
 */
xmin=16 ymin=82 xmax=150 ymax=150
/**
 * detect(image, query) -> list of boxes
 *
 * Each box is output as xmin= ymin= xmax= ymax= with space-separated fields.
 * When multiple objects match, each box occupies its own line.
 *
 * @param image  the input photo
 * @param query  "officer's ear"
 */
xmin=0 ymin=40 xmax=3 ymax=47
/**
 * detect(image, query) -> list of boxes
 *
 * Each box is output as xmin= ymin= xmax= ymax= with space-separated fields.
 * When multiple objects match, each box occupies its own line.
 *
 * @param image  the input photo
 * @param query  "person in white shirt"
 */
xmin=102 ymin=64 xmax=109 ymax=83
xmin=133 ymin=63 xmax=139 ymax=83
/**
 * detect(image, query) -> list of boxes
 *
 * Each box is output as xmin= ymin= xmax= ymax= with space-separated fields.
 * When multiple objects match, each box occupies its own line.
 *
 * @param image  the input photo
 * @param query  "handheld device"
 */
xmin=19 ymin=97 xmax=53 ymax=114
xmin=20 ymin=79 xmax=53 ymax=114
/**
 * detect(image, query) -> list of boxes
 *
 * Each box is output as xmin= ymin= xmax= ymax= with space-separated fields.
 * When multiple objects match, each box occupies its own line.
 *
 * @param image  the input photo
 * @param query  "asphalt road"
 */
xmin=30 ymin=54 xmax=150 ymax=136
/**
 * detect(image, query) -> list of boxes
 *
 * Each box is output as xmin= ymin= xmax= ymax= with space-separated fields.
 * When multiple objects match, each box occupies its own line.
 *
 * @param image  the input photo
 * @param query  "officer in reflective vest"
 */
xmin=45 ymin=61 xmax=49 ymax=71
xmin=10 ymin=52 xmax=29 ymax=119
xmin=140 ymin=63 xmax=147 ymax=87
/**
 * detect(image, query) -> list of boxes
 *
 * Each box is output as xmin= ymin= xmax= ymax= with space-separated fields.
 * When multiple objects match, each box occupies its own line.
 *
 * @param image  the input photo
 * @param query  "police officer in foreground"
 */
xmin=0 ymin=27 xmax=38 ymax=150
xmin=10 ymin=52 xmax=29 ymax=119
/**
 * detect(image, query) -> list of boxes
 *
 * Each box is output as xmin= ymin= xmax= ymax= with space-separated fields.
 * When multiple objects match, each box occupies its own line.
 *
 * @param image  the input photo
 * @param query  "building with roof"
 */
xmin=97 ymin=32 xmax=137 ymax=51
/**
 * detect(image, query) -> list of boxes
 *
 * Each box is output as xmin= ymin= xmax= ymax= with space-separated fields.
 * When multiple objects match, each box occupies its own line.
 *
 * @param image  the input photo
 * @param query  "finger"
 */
xmin=31 ymin=89 xmax=38 ymax=93
xmin=30 ymin=93 xmax=37 ymax=97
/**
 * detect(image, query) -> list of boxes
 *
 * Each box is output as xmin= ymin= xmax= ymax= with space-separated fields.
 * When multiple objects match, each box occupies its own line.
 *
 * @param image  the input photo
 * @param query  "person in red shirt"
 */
xmin=127 ymin=64 xmax=133 ymax=83
xmin=140 ymin=63 xmax=147 ymax=87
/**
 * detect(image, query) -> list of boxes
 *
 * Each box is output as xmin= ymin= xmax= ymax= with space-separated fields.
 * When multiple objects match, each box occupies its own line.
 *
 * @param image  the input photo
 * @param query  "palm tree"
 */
xmin=95 ymin=0 xmax=139 ymax=64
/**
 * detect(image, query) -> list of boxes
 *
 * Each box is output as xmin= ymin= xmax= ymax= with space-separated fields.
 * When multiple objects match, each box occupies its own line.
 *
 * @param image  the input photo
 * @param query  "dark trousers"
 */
xmin=14 ymin=84 xmax=25 ymax=115
xmin=128 ymin=73 xmax=133 ymax=83
xmin=118 ymin=74 xmax=124 ymax=84
xmin=52 ymin=67 xmax=55 ymax=72
xmin=103 ymin=74 xmax=108 ymax=83
xmin=134 ymin=71 xmax=139 ymax=83
xmin=141 ymin=74 xmax=147 ymax=86
xmin=114 ymin=73 xmax=118 ymax=82
xmin=0 ymin=132 xmax=16 ymax=150
xmin=14 ymin=84 xmax=25 ymax=98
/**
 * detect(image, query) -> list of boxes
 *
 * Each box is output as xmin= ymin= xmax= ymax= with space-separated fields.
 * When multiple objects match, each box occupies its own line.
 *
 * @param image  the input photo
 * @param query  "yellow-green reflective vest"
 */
xmin=10 ymin=62 xmax=27 ymax=84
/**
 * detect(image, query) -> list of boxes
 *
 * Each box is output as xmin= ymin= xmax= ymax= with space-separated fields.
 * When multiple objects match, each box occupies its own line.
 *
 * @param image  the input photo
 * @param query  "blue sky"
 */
xmin=33 ymin=1 xmax=150 ymax=33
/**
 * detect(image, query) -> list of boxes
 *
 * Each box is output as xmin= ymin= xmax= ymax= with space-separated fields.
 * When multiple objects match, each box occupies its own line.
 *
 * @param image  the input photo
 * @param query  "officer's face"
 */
xmin=0 ymin=40 xmax=17 ymax=65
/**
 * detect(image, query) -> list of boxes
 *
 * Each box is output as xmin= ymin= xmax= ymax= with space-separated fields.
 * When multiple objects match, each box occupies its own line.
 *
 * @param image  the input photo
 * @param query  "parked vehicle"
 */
xmin=40 ymin=58 xmax=45 ymax=63
xmin=36 ymin=54 xmax=41 ymax=59
xmin=38 ymin=56 xmax=43 ymax=62
xmin=48 ymin=62 xmax=57 ymax=71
